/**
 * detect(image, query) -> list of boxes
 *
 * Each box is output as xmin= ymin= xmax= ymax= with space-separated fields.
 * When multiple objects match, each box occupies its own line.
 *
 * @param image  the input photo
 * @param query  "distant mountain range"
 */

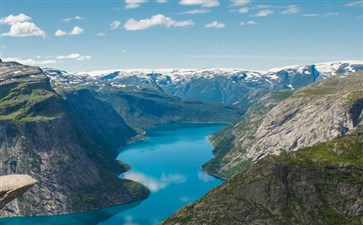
xmin=45 ymin=61 xmax=363 ymax=113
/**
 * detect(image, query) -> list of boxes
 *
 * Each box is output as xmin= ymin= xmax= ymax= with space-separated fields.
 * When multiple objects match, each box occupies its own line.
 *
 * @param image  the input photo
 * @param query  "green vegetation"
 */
xmin=71 ymin=169 xmax=149 ymax=211
xmin=293 ymin=73 xmax=363 ymax=99
xmin=282 ymin=133 xmax=363 ymax=166
xmin=162 ymin=132 xmax=363 ymax=225
xmin=100 ymin=87 xmax=241 ymax=131
xmin=0 ymin=80 xmax=63 ymax=123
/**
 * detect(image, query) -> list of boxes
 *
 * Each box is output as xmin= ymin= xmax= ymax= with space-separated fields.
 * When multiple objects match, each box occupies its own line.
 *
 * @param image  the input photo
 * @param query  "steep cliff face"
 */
xmin=206 ymin=73 xmax=363 ymax=179
xmin=100 ymin=88 xmax=241 ymax=131
xmin=0 ymin=62 xmax=148 ymax=216
xmin=204 ymin=90 xmax=294 ymax=179
xmin=65 ymin=89 xmax=136 ymax=155
xmin=162 ymin=131 xmax=363 ymax=225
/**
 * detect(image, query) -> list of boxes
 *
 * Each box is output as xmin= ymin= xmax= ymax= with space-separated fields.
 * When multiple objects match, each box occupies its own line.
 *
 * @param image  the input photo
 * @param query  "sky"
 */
xmin=0 ymin=0 xmax=362 ymax=71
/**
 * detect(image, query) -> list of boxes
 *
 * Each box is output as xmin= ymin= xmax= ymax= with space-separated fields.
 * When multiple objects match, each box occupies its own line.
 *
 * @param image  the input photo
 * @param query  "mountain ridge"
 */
xmin=43 ymin=61 xmax=363 ymax=112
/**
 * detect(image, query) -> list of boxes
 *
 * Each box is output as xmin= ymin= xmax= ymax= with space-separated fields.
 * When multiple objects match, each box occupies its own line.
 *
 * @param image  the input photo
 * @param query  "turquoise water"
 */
xmin=0 ymin=123 xmax=224 ymax=225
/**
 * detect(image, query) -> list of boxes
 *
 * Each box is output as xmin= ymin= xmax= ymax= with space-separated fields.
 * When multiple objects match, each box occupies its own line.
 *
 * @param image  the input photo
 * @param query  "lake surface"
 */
xmin=0 ymin=123 xmax=224 ymax=225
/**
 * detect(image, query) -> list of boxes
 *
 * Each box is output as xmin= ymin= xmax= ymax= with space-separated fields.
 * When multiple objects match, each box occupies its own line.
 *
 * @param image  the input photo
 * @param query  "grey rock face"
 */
xmin=0 ymin=175 xmax=37 ymax=209
xmin=0 ymin=62 xmax=149 ymax=216
xmin=206 ymin=73 xmax=363 ymax=179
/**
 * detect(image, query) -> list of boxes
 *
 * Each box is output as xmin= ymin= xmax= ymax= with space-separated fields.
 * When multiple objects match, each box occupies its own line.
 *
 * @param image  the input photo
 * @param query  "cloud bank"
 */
xmin=124 ymin=14 xmax=194 ymax=31
xmin=0 ymin=13 xmax=46 ymax=38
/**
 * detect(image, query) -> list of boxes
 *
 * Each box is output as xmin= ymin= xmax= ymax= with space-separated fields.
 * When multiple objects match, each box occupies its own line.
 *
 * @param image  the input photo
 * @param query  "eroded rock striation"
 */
xmin=0 ymin=62 xmax=149 ymax=216
xmin=205 ymin=73 xmax=363 ymax=179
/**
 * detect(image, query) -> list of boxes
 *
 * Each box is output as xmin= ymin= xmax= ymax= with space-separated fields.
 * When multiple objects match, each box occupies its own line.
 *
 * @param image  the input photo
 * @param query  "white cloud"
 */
xmin=122 ymin=172 xmax=186 ymax=192
xmin=179 ymin=9 xmax=211 ymax=14
xmin=0 ymin=14 xmax=46 ymax=38
xmin=70 ymin=26 xmax=84 ymax=35
xmin=239 ymin=20 xmax=257 ymax=25
xmin=231 ymin=0 xmax=250 ymax=6
xmin=77 ymin=55 xmax=91 ymax=61
xmin=55 ymin=53 xmax=81 ymax=59
xmin=0 ymin=13 xmax=31 ymax=25
xmin=96 ymin=32 xmax=106 ymax=36
xmin=2 ymin=53 xmax=91 ymax=66
xmin=256 ymin=4 xmax=274 ymax=9
xmin=123 ymin=216 xmax=138 ymax=225
xmin=281 ymin=5 xmax=299 ymax=15
xmin=157 ymin=0 xmax=167 ymax=3
xmin=125 ymin=0 xmax=148 ymax=9
xmin=179 ymin=0 xmax=220 ymax=7
xmin=55 ymin=53 xmax=91 ymax=61
xmin=3 ymin=57 xmax=57 ymax=65
xmin=1 ymin=22 xmax=46 ymax=38
xmin=344 ymin=1 xmax=363 ymax=7
xmin=301 ymin=13 xmax=319 ymax=17
xmin=197 ymin=171 xmax=214 ymax=182
xmin=124 ymin=14 xmax=194 ymax=31
xmin=54 ymin=26 xmax=84 ymax=36
xmin=55 ymin=30 xmax=67 ymax=36
xmin=254 ymin=9 xmax=274 ymax=17
xmin=173 ymin=20 xmax=195 ymax=27
xmin=325 ymin=12 xmax=339 ymax=16
xmin=205 ymin=20 xmax=225 ymax=28
xmin=180 ymin=196 xmax=192 ymax=202
xmin=110 ymin=20 xmax=122 ymax=30
xmin=238 ymin=7 xmax=249 ymax=14
xmin=62 ymin=16 xmax=84 ymax=22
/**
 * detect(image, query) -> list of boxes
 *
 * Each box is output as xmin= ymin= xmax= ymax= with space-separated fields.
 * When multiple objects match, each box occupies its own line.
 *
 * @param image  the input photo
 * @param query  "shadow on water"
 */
xmin=0 ymin=201 xmax=142 ymax=225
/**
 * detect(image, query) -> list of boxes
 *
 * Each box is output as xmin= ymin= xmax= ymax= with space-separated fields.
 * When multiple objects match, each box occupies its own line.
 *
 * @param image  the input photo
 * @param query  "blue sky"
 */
xmin=0 ymin=0 xmax=362 ymax=71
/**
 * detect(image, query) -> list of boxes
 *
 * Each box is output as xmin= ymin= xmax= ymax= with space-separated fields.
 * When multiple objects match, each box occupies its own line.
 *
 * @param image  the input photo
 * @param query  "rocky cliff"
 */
xmin=204 ymin=90 xmax=294 ymax=179
xmin=162 ymin=129 xmax=363 ymax=225
xmin=0 ymin=61 xmax=149 ymax=216
xmin=205 ymin=73 xmax=363 ymax=179
xmin=0 ymin=175 xmax=36 ymax=209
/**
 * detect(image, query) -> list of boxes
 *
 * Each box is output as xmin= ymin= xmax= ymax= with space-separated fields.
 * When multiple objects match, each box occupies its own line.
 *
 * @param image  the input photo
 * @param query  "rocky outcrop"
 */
xmin=206 ymin=73 xmax=363 ymax=179
xmin=0 ymin=62 xmax=149 ymax=216
xmin=0 ymin=175 xmax=36 ymax=209
xmin=204 ymin=90 xmax=294 ymax=179
xmin=162 ymin=132 xmax=363 ymax=225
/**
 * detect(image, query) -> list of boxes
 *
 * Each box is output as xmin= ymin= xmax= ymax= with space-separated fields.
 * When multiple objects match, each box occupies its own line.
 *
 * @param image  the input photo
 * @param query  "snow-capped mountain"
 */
xmin=44 ymin=61 xmax=363 ymax=111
